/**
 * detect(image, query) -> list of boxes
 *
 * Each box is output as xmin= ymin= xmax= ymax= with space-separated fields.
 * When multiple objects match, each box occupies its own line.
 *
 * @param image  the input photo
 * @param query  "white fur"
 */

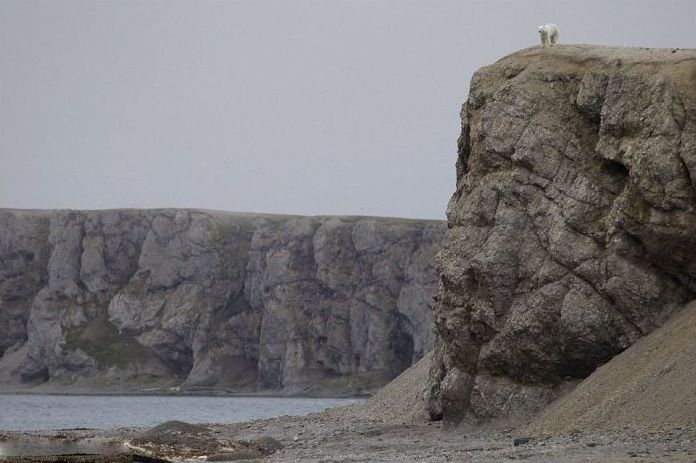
xmin=538 ymin=24 xmax=560 ymax=48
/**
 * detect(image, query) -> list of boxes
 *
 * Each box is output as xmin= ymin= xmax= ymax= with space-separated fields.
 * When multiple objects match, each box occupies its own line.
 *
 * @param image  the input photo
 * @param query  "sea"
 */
xmin=0 ymin=394 xmax=360 ymax=431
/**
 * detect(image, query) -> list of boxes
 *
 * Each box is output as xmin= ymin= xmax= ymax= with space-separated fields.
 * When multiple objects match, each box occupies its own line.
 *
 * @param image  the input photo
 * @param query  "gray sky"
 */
xmin=2 ymin=1 xmax=695 ymax=219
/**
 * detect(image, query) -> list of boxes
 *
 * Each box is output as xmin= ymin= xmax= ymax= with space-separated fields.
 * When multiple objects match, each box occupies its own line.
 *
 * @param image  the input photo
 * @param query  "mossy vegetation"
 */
xmin=35 ymin=216 xmax=51 ymax=243
xmin=208 ymin=220 xmax=239 ymax=250
xmin=122 ymin=277 xmax=146 ymax=297
xmin=303 ymin=372 xmax=391 ymax=397
xmin=64 ymin=318 xmax=150 ymax=369
xmin=208 ymin=219 xmax=255 ymax=280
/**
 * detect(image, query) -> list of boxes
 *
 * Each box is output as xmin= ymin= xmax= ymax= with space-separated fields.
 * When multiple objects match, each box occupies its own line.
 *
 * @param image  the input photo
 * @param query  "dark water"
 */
xmin=0 ymin=394 xmax=359 ymax=432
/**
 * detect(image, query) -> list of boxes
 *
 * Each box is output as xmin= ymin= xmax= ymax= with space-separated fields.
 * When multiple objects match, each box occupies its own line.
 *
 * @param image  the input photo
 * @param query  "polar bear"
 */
xmin=538 ymin=24 xmax=560 ymax=48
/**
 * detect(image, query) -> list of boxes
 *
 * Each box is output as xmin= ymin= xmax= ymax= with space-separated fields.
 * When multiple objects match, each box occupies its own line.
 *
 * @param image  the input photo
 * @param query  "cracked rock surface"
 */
xmin=0 ymin=209 xmax=444 ymax=395
xmin=427 ymin=45 xmax=696 ymax=423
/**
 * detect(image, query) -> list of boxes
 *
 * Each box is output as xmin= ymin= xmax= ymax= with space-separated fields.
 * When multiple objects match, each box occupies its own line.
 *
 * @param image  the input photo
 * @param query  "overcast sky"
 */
xmin=2 ymin=1 xmax=695 ymax=219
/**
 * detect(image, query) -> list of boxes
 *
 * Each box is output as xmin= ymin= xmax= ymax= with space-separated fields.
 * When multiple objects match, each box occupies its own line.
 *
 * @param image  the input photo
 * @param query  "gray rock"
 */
xmin=428 ymin=45 xmax=696 ymax=423
xmin=0 ymin=209 xmax=444 ymax=394
xmin=0 ymin=210 xmax=50 ymax=358
xmin=513 ymin=437 xmax=531 ymax=446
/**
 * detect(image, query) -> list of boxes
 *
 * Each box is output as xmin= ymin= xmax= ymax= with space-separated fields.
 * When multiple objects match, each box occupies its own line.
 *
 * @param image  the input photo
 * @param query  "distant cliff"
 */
xmin=428 ymin=45 xmax=696 ymax=422
xmin=0 ymin=208 xmax=444 ymax=395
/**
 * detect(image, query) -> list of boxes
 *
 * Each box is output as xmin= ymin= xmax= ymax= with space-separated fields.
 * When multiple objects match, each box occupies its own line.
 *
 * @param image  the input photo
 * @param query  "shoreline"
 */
xmin=2 ymin=353 xmax=695 ymax=461
xmin=0 ymin=388 xmax=374 ymax=400
xmin=0 ymin=390 xmax=370 ymax=400
xmin=2 ymin=411 xmax=695 ymax=462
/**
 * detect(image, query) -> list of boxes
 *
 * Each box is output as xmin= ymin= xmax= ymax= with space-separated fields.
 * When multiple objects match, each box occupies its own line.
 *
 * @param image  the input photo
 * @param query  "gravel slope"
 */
xmin=333 ymin=352 xmax=432 ymax=425
xmin=526 ymin=301 xmax=696 ymax=436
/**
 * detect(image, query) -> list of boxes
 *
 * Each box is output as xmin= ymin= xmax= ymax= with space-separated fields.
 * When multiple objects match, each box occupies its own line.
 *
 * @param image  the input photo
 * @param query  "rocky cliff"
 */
xmin=0 ymin=208 xmax=444 ymax=395
xmin=427 ymin=45 xmax=696 ymax=422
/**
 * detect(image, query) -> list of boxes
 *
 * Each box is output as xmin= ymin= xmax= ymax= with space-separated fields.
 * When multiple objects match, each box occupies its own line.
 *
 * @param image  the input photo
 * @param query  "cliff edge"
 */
xmin=428 ymin=45 xmax=696 ymax=422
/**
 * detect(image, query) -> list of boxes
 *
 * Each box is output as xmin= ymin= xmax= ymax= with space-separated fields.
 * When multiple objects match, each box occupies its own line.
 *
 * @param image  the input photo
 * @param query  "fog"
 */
xmin=2 ymin=0 xmax=695 ymax=219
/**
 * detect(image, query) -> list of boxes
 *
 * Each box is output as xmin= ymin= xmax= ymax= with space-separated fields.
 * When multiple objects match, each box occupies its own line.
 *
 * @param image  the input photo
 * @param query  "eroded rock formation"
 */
xmin=0 ymin=209 xmax=444 ymax=395
xmin=428 ymin=46 xmax=696 ymax=422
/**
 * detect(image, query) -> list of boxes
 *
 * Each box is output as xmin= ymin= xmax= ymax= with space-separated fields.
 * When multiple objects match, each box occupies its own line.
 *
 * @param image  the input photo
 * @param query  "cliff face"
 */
xmin=428 ymin=46 xmax=696 ymax=422
xmin=0 ymin=209 xmax=444 ymax=395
